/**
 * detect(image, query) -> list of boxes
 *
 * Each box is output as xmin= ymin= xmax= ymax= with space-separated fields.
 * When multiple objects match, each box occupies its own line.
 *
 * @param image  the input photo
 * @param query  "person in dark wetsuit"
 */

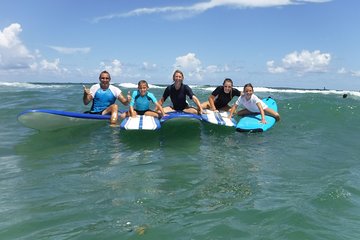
xmin=156 ymin=70 xmax=204 ymax=114
xmin=201 ymin=78 xmax=241 ymax=112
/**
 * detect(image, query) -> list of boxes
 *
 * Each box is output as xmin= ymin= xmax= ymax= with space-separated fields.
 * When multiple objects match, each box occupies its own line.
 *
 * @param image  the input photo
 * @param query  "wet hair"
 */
xmin=138 ymin=80 xmax=149 ymax=88
xmin=172 ymin=69 xmax=184 ymax=81
xmin=99 ymin=70 xmax=111 ymax=80
xmin=223 ymin=78 xmax=234 ymax=99
xmin=223 ymin=78 xmax=233 ymax=86
xmin=243 ymin=83 xmax=254 ymax=92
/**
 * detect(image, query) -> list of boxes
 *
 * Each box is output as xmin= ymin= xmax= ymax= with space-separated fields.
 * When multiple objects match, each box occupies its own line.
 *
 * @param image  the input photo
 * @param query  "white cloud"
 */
xmin=173 ymin=53 xmax=232 ymax=81
xmin=142 ymin=61 xmax=157 ymax=70
xmin=0 ymin=23 xmax=35 ymax=69
xmin=350 ymin=70 xmax=360 ymax=77
xmin=40 ymin=58 xmax=61 ymax=71
xmin=337 ymin=67 xmax=347 ymax=74
xmin=267 ymin=60 xmax=285 ymax=73
xmin=99 ymin=59 xmax=123 ymax=77
xmin=49 ymin=46 xmax=91 ymax=54
xmin=93 ymin=0 xmax=331 ymax=21
xmin=174 ymin=53 xmax=203 ymax=80
xmin=267 ymin=50 xmax=331 ymax=74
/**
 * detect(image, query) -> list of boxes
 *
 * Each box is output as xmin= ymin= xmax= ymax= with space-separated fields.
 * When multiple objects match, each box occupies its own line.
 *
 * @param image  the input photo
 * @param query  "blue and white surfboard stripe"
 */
xmin=120 ymin=115 xmax=161 ymax=130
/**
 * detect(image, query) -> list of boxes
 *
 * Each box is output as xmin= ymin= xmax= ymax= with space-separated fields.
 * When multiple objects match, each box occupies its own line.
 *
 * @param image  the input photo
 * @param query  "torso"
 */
xmin=212 ymin=86 xmax=241 ymax=109
xmin=130 ymin=91 xmax=157 ymax=111
xmin=236 ymin=94 xmax=267 ymax=113
xmin=89 ymin=84 xmax=121 ymax=112
xmin=163 ymin=84 xmax=194 ymax=111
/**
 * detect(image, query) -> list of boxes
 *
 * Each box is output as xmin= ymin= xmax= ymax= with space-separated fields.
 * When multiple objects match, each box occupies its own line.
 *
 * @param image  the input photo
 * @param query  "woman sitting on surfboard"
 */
xmin=83 ymin=70 xmax=130 ymax=125
xmin=156 ymin=70 xmax=204 ymax=114
xmin=124 ymin=80 xmax=165 ymax=118
xmin=228 ymin=83 xmax=280 ymax=123
xmin=201 ymin=78 xmax=241 ymax=112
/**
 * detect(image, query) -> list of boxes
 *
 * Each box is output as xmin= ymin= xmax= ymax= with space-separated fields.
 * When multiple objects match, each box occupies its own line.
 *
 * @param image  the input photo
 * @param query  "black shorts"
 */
xmin=84 ymin=110 xmax=105 ymax=115
xmin=135 ymin=109 xmax=158 ymax=115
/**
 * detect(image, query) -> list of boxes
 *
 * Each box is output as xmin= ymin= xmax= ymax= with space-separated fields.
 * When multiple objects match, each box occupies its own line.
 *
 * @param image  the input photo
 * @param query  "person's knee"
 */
xmin=111 ymin=104 xmax=118 ymax=111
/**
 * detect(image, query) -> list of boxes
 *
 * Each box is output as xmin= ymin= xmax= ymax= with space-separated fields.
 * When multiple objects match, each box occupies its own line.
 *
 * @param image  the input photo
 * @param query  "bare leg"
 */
xmin=102 ymin=104 xmax=118 ymax=125
xmin=183 ymin=107 xmax=198 ymax=114
xmin=163 ymin=106 xmax=175 ymax=113
xmin=219 ymin=105 xmax=231 ymax=112
xmin=144 ymin=111 xmax=161 ymax=118
xmin=237 ymin=109 xmax=252 ymax=116
xmin=264 ymin=108 xmax=280 ymax=121
xmin=201 ymin=101 xmax=210 ymax=109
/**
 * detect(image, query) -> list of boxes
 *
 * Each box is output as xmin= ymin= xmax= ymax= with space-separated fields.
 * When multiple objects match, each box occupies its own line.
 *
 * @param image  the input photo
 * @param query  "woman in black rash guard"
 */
xmin=156 ymin=70 xmax=204 ymax=114
xmin=201 ymin=78 xmax=241 ymax=112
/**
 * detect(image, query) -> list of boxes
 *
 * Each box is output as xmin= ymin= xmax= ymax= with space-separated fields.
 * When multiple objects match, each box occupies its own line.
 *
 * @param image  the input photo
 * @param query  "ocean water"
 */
xmin=0 ymin=82 xmax=360 ymax=239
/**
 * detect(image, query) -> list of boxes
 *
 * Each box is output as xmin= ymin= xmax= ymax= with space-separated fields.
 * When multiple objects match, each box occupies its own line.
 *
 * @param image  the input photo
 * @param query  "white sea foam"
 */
xmin=0 ymin=82 xmax=68 ymax=89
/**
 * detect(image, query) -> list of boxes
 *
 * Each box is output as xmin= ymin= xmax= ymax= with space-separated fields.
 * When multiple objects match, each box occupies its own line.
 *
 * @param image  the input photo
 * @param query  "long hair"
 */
xmin=223 ymin=78 xmax=234 ymax=99
xmin=243 ymin=83 xmax=253 ymax=92
xmin=172 ymin=69 xmax=184 ymax=81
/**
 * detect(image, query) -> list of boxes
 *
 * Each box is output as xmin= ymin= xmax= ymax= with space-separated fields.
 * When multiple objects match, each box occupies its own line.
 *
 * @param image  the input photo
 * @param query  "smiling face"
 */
xmin=172 ymin=70 xmax=184 ymax=88
xmin=138 ymin=82 xmax=148 ymax=96
xmin=243 ymin=85 xmax=254 ymax=100
xmin=99 ymin=72 xmax=111 ymax=90
xmin=223 ymin=80 xmax=232 ymax=94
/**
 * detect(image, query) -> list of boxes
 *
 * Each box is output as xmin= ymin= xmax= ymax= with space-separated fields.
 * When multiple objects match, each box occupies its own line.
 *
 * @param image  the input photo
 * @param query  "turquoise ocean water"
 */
xmin=0 ymin=82 xmax=360 ymax=239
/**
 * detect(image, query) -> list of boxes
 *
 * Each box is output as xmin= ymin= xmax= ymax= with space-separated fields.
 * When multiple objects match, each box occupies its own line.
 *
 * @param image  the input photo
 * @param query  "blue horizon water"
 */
xmin=0 ymin=82 xmax=360 ymax=239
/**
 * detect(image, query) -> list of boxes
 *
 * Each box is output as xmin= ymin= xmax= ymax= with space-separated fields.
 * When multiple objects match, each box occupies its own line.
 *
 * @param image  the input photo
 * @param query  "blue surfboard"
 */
xmin=160 ymin=111 xmax=202 ymax=124
xmin=236 ymin=97 xmax=278 ymax=132
xmin=18 ymin=109 xmax=121 ymax=131
xmin=120 ymin=115 xmax=161 ymax=130
xmin=201 ymin=109 xmax=237 ymax=127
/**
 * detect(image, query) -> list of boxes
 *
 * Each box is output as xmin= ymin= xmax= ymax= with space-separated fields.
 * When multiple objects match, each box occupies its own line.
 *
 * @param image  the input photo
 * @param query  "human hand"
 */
xmin=127 ymin=91 xmax=131 ymax=102
xmin=83 ymin=85 xmax=90 ymax=95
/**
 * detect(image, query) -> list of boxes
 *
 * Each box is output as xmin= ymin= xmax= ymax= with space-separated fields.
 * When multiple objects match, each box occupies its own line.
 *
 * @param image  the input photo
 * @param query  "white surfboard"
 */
xmin=120 ymin=115 xmax=161 ymax=130
xmin=201 ymin=109 xmax=236 ymax=127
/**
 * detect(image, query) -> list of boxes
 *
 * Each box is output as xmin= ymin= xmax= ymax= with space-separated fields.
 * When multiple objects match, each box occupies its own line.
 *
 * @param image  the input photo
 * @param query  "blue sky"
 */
xmin=0 ymin=0 xmax=359 ymax=90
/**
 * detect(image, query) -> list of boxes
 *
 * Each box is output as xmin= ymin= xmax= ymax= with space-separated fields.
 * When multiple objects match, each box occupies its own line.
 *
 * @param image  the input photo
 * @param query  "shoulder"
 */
xmin=90 ymin=84 xmax=101 ymax=94
xmin=251 ymin=94 xmax=261 ymax=102
xmin=165 ymin=85 xmax=173 ymax=91
xmin=109 ymin=84 xmax=121 ymax=92
xmin=183 ymin=84 xmax=192 ymax=90
xmin=147 ymin=92 xmax=157 ymax=100
xmin=212 ymin=86 xmax=222 ymax=94
xmin=109 ymin=85 xmax=122 ymax=96
xmin=233 ymin=88 xmax=241 ymax=96
xmin=132 ymin=90 xmax=139 ymax=97
xmin=147 ymin=91 xmax=155 ymax=98
xmin=90 ymin=83 xmax=100 ymax=90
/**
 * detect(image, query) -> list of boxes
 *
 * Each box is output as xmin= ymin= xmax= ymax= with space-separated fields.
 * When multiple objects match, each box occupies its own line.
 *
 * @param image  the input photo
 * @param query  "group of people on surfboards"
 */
xmin=83 ymin=69 xmax=280 ymax=126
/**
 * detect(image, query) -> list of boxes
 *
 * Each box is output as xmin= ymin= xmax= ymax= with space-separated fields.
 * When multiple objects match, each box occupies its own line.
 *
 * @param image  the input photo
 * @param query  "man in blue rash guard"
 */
xmin=83 ymin=70 xmax=130 ymax=125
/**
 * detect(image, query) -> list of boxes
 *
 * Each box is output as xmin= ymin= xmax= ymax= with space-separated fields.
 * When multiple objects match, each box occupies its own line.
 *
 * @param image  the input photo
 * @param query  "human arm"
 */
xmin=208 ymin=95 xmax=217 ymax=111
xmin=257 ymin=102 xmax=267 ymax=124
xmin=192 ymin=95 xmax=204 ymax=114
xmin=228 ymin=104 xmax=238 ymax=119
xmin=155 ymin=102 xmax=166 ymax=117
xmin=154 ymin=97 xmax=165 ymax=112
xmin=118 ymin=91 xmax=131 ymax=106
xmin=83 ymin=85 xmax=93 ymax=105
